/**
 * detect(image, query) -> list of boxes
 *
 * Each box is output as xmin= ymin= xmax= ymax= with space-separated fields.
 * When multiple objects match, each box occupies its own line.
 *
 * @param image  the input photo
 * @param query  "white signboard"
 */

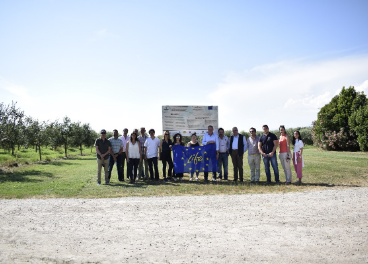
xmin=162 ymin=105 xmax=218 ymax=136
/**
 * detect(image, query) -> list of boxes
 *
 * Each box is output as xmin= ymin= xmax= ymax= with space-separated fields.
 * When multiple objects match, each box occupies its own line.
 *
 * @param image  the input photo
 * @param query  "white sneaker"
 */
xmin=180 ymin=177 xmax=183 ymax=181
xmin=189 ymin=177 xmax=193 ymax=181
xmin=195 ymin=177 xmax=199 ymax=181
xmin=212 ymin=177 xmax=217 ymax=182
xmin=174 ymin=177 xmax=177 ymax=181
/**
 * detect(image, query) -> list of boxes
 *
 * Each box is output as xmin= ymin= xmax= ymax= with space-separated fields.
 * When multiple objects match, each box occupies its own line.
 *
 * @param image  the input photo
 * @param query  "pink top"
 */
xmin=279 ymin=135 xmax=288 ymax=153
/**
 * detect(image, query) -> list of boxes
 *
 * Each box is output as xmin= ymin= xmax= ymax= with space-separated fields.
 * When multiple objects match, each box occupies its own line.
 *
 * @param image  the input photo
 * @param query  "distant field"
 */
xmin=0 ymin=146 xmax=367 ymax=198
xmin=0 ymin=146 xmax=94 ymax=166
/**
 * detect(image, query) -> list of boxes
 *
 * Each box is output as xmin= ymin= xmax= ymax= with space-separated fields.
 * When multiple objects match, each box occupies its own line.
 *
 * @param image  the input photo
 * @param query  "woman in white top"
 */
xmin=292 ymin=130 xmax=304 ymax=185
xmin=126 ymin=132 xmax=142 ymax=183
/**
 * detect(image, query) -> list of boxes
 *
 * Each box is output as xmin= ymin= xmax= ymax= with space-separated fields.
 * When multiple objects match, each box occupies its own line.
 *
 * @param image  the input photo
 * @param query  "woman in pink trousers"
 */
xmin=292 ymin=130 xmax=304 ymax=185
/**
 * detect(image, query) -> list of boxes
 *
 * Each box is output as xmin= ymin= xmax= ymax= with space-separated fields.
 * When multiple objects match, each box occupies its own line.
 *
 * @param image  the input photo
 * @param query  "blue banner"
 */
xmin=172 ymin=144 xmax=217 ymax=174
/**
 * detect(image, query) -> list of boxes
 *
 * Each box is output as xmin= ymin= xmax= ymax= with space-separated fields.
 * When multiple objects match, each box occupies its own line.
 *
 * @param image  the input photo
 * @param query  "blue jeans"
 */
xmin=262 ymin=154 xmax=280 ymax=182
xmin=108 ymin=153 xmax=123 ymax=181
xmin=217 ymin=153 xmax=228 ymax=179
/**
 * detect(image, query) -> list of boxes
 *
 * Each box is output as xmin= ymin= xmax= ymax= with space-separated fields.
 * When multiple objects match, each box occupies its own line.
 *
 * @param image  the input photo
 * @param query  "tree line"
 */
xmin=0 ymin=101 xmax=98 ymax=160
xmin=2 ymin=86 xmax=366 ymax=163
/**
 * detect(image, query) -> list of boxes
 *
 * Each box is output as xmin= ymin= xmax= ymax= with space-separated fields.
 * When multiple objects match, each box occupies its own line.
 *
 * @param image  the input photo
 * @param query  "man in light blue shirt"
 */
xmin=201 ymin=125 xmax=219 ymax=182
xmin=108 ymin=129 xmax=124 ymax=182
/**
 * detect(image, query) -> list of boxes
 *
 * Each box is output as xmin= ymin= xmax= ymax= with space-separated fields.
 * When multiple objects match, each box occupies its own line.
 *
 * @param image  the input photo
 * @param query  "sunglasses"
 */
xmin=101 ymin=132 xmax=106 ymax=134
xmin=249 ymin=131 xmax=255 ymax=133
xmin=176 ymin=136 xmax=181 ymax=138
xmin=165 ymin=134 xmax=169 ymax=135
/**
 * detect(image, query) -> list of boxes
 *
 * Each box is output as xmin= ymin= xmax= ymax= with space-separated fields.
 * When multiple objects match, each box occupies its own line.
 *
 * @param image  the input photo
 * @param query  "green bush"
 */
xmin=349 ymin=104 xmax=368 ymax=151
xmin=312 ymin=86 xmax=367 ymax=151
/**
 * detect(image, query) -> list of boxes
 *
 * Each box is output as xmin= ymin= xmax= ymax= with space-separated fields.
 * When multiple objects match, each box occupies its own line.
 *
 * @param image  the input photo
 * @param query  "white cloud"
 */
xmin=0 ymin=77 xmax=34 ymax=106
xmin=283 ymin=92 xmax=332 ymax=111
xmin=209 ymin=55 xmax=368 ymax=131
xmin=355 ymin=79 xmax=368 ymax=94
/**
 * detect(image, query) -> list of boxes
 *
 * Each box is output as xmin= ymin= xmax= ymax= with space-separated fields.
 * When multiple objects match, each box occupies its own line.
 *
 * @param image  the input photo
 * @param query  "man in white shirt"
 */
xmin=229 ymin=127 xmax=248 ymax=182
xmin=119 ymin=128 xmax=130 ymax=179
xmin=201 ymin=125 xmax=219 ymax=182
xmin=217 ymin=128 xmax=229 ymax=180
xmin=144 ymin=129 xmax=161 ymax=180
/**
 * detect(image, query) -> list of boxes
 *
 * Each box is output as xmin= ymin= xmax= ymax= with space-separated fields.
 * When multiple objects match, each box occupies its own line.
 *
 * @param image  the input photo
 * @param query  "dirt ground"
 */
xmin=1 ymin=187 xmax=368 ymax=264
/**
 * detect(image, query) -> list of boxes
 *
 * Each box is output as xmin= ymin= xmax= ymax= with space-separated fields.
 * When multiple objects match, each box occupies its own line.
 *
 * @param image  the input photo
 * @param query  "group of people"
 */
xmin=94 ymin=125 xmax=305 ymax=185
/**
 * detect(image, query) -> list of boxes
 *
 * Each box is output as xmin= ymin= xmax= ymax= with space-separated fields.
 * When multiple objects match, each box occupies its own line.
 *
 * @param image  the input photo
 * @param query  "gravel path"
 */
xmin=1 ymin=187 xmax=368 ymax=263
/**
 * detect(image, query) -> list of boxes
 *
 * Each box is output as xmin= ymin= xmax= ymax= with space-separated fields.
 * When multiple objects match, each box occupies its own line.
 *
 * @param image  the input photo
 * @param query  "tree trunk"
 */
xmin=39 ymin=145 xmax=42 ymax=161
xmin=11 ymin=146 xmax=15 ymax=156
xmin=64 ymin=143 xmax=67 ymax=157
xmin=80 ymin=144 xmax=83 ymax=156
xmin=35 ymin=145 xmax=38 ymax=153
xmin=18 ymin=144 xmax=20 ymax=150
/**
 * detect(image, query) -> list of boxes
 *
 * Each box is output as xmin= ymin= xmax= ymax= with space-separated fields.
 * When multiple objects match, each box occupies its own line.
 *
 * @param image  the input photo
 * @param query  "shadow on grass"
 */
xmin=0 ymin=170 xmax=54 ymax=183
xmin=39 ymin=161 xmax=79 ymax=166
xmin=299 ymin=182 xmax=362 ymax=188
xmin=109 ymin=179 xmax=364 ymax=188
xmin=66 ymin=156 xmax=96 ymax=161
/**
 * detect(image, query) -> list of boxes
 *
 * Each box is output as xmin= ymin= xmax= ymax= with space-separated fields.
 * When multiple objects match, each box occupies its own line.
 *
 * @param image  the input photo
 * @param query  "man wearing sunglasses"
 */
xmin=94 ymin=129 xmax=112 ymax=185
xmin=247 ymin=127 xmax=261 ymax=183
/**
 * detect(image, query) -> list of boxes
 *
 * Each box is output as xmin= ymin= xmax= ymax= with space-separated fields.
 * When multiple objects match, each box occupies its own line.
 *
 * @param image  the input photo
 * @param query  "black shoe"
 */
xmin=240 ymin=179 xmax=243 ymax=182
xmin=233 ymin=179 xmax=238 ymax=182
xmin=264 ymin=181 xmax=271 ymax=185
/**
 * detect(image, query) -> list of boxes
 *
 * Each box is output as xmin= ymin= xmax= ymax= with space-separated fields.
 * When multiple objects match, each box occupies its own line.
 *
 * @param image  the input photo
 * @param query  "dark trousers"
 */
xmin=121 ymin=152 xmax=129 ymax=178
xmin=173 ymin=170 xmax=183 ymax=178
xmin=217 ymin=153 xmax=229 ymax=180
xmin=147 ymin=157 xmax=159 ymax=180
xmin=108 ymin=153 xmax=123 ymax=181
xmin=161 ymin=151 xmax=173 ymax=178
xmin=231 ymin=150 xmax=244 ymax=181
xmin=127 ymin=158 xmax=139 ymax=182
xmin=204 ymin=156 xmax=217 ymax=180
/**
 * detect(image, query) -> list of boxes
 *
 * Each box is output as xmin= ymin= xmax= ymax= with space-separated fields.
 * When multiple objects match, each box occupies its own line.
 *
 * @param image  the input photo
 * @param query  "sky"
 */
xmin=1 ymin=0 xmax=368 ymax=134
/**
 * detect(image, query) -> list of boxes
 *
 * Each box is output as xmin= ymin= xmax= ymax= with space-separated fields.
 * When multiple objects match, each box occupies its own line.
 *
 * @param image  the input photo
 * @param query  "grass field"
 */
xmin=0 ymin=146 xmax=367 ymax=198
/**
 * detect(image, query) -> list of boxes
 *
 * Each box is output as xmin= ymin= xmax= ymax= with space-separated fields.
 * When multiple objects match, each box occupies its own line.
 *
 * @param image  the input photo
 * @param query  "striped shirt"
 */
xmin=108 ymin=137 xmax=124 ymax=154
xmin=138 ymin=134 xmax=148 ymax=152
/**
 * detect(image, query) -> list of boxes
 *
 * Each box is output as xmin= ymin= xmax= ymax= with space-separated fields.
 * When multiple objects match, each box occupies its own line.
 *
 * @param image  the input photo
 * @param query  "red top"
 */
xmin=279 ymin=135 xmax=288 ymax=153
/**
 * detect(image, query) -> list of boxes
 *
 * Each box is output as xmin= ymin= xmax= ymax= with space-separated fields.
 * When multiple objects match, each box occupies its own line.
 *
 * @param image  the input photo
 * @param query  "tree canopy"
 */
xmin=312 ymin=86 xmax=367 ymax=151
